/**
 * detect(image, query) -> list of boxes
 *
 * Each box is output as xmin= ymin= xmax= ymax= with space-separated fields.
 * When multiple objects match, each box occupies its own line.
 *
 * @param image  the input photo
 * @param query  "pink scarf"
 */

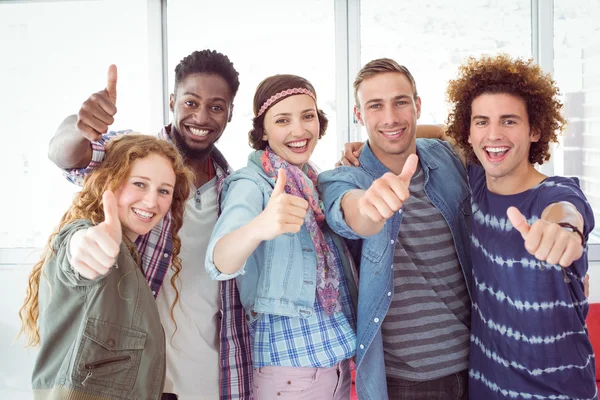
xmin=261 ymin=147 xmax=341 ymax=315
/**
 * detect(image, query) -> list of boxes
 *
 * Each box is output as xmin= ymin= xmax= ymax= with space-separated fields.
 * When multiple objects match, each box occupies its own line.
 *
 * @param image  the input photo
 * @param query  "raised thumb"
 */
xmin=398 ymin=153 xmax=419 ymax=182
xmin=272 ymin=169 xmax=287 ymax=197
xmin=102 ymin=190 xmax=121 ymax=240
xmin=106 ymin=64 xmax=118 ymax=104
xmin=507 ymin=206 xmax=530 ymax=238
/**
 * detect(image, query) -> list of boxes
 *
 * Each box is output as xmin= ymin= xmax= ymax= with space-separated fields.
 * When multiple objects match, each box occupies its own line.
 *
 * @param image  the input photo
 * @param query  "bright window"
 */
xmin=360 ymin=0 xmax=532 ymax=129
xmin=553 ymin=0 xmax=600 ymax=241
xmin=167 ymin=0 xmax=338 ymax=171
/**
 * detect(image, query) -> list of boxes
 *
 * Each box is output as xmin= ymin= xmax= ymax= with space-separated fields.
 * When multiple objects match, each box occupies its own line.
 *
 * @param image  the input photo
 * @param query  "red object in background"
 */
xmin=587 ymin=303 xmax=600 ymax=390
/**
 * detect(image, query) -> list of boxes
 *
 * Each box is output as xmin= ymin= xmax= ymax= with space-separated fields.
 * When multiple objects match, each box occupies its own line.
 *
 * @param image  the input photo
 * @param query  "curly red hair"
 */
xmin=446 ymin=54 xmax=565 ymax=165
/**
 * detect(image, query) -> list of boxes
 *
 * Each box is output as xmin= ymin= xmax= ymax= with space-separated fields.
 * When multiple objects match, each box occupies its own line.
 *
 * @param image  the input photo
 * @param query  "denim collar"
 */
xmin=358 ymin=139 xmax=439 ymax=179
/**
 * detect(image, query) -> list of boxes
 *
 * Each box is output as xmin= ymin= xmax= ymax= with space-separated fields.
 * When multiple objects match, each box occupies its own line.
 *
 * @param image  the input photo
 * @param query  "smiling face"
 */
xmin=355 ymin=72 xmax=421 ymax=165
xmin=469 ymin=92 xmax=540 ymax=190
xmin=262 ymin=94 xmax=320 ymax=167
xmin=114 ymin=153 xmax=176 ymax=241
xmin=169 ymin=73 xmax=233 ymax=159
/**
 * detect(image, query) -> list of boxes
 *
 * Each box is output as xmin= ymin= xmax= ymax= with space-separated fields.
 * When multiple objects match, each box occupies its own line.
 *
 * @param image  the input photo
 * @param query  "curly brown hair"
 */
xmin=19 ymin=134 xmax=193 ymax=347
xmin=248 ymin=74 xmax=328 ymax=150
xmin=446 ymin=54 xmax=565 ymax=165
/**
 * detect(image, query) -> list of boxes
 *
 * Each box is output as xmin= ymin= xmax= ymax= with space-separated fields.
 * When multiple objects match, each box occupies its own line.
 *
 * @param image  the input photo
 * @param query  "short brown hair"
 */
xmin=248 ymin=74 xmax=328 ymax=150
xmin=446 ymin=54 xmax=565 ymax=166
xmin=353 ymin=58 xmax=418 ymax=107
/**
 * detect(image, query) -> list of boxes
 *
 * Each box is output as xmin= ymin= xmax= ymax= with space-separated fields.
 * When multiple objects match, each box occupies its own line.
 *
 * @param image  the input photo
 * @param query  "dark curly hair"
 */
xmin=248 ymin=74 xmax=328 ymax=150
xmin=174 ymin=49 xmax=240 ymax=99
xmin=446 ymin=54 xmax=565 ymax=165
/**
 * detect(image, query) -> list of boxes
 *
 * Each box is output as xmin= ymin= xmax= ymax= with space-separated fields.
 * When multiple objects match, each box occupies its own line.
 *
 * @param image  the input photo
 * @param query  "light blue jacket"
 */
xmin=318 ymin=139 xmax=473 ymax=400
xmin=206 ymin=151 xmax=358 ymax=322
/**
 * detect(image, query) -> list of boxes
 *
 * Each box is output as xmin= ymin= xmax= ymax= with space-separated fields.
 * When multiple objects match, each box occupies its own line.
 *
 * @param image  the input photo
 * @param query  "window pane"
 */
xmin=361 ymin=0 xmax=531 ymax=129
xmin=0 ymin=1 xmax=157 ymax=398
xmin=0 ymin=0 xmax=156 ymax=248
xmin=167 ymin=0 xmax=337 ymax=171
xmin=554 ymin=0 xmax=600 ymax=241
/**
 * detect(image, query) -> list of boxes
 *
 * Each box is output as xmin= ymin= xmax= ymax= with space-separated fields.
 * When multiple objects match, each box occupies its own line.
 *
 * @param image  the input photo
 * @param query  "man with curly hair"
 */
xmin=445 ymin=54 xmax=596 ymax=399
xmin=47 ymin=50 xmax=252 ymax=400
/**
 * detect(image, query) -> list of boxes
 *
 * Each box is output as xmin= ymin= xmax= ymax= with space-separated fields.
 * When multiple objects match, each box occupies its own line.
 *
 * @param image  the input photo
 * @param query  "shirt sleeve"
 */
xmin=538 ymin=177 xmax=596 ymax=238
xmin=62 ymin=129 xmax=133 ymax=186
xmin=317 ymin=166 xmax=376 ymax=240
xmin=205 ymin=177 xmax=266 ymax=280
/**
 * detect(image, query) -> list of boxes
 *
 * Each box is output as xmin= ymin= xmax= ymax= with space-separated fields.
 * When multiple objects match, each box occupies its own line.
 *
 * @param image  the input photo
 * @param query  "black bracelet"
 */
xmin=557 ymin=222 xmax=585 ymax=246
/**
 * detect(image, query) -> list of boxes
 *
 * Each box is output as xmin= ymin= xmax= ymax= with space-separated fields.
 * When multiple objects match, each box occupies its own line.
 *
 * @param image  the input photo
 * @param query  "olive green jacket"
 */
xmin=32 ymin=220 xmax=165 ymax=400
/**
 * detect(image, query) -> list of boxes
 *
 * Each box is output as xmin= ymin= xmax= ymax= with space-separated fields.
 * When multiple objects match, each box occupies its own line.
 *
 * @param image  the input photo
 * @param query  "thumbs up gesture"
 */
xmin=69 ymin=191 xmax=123 ymax=280
xmin=254 ymin=169 xmax=309 ymax=241
xmin=507 ymin=206 xmax=584 ymax=267
xmin=76 ymin=64 xmax=118 ymax=142
xmin=358 ymin=154 xmax=418 ymax=223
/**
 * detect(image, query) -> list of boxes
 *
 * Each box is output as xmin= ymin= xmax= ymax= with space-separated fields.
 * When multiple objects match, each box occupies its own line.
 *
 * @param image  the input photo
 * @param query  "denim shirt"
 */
xmin=206 ymin=151 xmax=359 ymax=322
xmin=318 ymin=139 xmax=472 ymax=400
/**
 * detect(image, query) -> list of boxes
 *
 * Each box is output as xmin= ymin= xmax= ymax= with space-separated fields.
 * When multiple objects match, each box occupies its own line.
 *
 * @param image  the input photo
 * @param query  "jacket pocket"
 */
xmin=362 ymin=223 xmax=390 ymax=263
xmin=73 ymin=318 xmax=147 ymax=391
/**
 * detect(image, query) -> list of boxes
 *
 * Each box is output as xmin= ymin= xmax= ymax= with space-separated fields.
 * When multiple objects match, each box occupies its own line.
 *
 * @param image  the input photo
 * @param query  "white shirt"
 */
xmin=156 ymin=178 xmax=221 ymax=399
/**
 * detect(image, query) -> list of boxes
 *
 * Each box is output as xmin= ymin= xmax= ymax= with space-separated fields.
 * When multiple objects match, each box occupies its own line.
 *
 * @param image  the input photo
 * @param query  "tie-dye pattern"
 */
xmin=467 ymin=163 xmax=597 ymax=400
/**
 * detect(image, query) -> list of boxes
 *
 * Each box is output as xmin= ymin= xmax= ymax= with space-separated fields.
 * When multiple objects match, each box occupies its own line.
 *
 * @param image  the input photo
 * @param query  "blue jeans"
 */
xmin=386 ymin=370 xmax=469 ymax=400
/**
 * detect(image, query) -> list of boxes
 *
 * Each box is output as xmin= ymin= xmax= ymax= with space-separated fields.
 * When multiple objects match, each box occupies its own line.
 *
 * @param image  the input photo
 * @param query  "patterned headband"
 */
xmin=256 ymin=87 xmax=316 ymax=117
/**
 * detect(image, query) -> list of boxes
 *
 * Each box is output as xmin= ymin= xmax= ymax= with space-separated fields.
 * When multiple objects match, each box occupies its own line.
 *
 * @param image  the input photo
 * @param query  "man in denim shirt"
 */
xmin=318 ymin=58 xmax=473 ymax=400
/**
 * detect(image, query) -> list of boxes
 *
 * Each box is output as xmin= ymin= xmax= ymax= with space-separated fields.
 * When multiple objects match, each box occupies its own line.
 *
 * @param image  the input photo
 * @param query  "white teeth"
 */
xmin=486 ymin=147 xmax=509 ymax=153
xmin=132 ymin=208 xmax=154 ymax=219
xmin=190 ymin=127 xmax=209 ymax=137
xmin=381 ymin=129 xmax=403 ymax=136
xmin=288 ymin=140 xmax=308 ymax=148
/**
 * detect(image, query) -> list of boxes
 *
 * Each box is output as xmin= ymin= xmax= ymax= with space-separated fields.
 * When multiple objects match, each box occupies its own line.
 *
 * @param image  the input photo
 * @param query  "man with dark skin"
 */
xmin=48 ymin=50 xmax=251 ymax=400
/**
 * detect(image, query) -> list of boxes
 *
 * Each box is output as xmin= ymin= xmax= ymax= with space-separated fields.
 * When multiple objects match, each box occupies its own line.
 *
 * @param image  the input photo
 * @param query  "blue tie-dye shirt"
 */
xmin=467 ymin=163 xmax=597 ymax=400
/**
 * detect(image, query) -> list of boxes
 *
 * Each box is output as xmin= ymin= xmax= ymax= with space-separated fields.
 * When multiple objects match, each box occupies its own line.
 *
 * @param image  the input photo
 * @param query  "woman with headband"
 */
xmin=205 ymin=74 xmax=358 ymax=399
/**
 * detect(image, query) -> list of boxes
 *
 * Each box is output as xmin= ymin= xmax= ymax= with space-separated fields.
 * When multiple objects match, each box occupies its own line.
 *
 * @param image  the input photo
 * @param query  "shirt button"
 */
xmin=398 ymin=209 xmax=403 ymax=214
xmin=163 ymin=253 xmax=169 ymax=258
xmin=359 ymin=344 xmax=364 ymax=349
xmin=391 ymin=265 xmax=393 ymax=269
xmin=374 ymin=318 xmax=380 ymax=323
xmin=152 ymin=290 xmax=156 ymax=296
xmin=107 ymin=339 xmax=115 ymax=348
xmin=387 ymin=292 xmax=392 ymax=296
xmin=195 ymin=198 xmax=200 ymax=203
xmin=390 ymin=239 xmax=394 ymax=244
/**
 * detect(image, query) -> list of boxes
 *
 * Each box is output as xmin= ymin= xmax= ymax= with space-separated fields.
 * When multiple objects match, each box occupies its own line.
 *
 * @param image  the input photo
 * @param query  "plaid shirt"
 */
xmin=250 ymin=232 xmax=357 ymax=368
xmin=63 ymin=126 xmax=253 ymax=399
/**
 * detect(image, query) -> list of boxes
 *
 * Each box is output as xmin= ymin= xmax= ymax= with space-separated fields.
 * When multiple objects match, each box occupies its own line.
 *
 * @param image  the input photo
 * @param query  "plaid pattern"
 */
xmin=249 ymin=232 xmax=357 ymax=368
xmin=62 ymin=126 xmax=253 ymax=399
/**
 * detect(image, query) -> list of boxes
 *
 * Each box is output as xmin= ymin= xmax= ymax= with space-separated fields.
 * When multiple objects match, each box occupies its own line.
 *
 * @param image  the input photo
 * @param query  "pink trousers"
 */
xmin=252 ymin=359 xmax=351 ymax=399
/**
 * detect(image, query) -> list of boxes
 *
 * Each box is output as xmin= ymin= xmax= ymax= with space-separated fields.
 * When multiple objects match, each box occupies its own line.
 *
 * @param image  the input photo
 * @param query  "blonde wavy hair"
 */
xmin=19 ymin=134 xmax=194 ymax=347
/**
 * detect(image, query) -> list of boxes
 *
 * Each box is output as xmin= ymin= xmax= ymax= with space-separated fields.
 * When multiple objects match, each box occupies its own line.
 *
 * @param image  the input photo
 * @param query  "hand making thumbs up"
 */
xmin=76 ymin=64 xmax=119 ymax=141
xmin=69 ymin=190 xmax=123 ymax=280
xmin=358 ymin=154 xmax=419 ymax=223
xmin=254 ymin=169 xmax=309 ymax=241
xmin=507 ymin=206 xmax=584 ymax=267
